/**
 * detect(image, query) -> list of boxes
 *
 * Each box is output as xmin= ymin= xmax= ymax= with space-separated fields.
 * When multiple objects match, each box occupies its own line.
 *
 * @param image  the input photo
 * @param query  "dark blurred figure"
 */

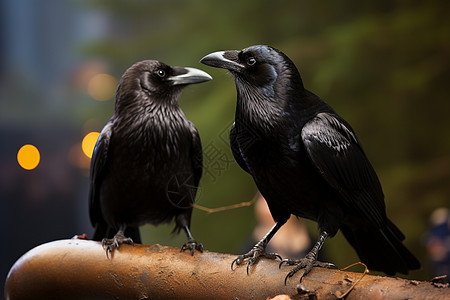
xmin=426 ymin=208 xmax=450 ymax=282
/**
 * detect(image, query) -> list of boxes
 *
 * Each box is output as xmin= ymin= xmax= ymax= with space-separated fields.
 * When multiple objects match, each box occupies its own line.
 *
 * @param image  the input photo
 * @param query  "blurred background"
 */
xmin=1 ymin=0 xmax=449 ymax=292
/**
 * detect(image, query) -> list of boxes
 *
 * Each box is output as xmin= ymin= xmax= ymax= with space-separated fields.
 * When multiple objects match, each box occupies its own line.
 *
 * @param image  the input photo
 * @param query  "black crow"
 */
xmin=89 ymin=60 xmax=211 ymax=257
xmin=201 ymin=45 xmax=420 ymax=282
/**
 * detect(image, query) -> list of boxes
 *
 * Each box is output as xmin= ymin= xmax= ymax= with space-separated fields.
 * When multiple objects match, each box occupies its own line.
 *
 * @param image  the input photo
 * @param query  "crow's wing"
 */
xmin=89 ymin=121 xmax=113 ymax=226
xmin=301 ymin=112 xmax=386 ymax=227
xmin=188 ymin=121 xmax=203 ymax=189
xmin=230 ymin=122 xmax=251 ymax=174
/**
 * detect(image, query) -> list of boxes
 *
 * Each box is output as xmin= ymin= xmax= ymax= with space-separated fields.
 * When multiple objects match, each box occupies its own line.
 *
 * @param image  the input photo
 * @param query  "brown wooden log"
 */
xmin=5 ymin=239 xmax=449 ymax=299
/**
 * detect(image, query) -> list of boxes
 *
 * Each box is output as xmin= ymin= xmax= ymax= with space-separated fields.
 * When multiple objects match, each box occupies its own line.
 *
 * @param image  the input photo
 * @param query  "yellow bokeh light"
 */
xmin=87 ymin=73 xmax=117 ymax=101
xmin=82 ymin=132 xmax=100 ymax=158
xmin=17 ymin=144 xmax=40 ymax=170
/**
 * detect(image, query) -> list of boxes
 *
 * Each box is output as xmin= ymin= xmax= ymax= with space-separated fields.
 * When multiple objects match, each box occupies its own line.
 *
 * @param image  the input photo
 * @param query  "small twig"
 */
xmin=193 ymin=193 xmax=258 ymax=214
xmin=340 ymin=262 xmax=370 ymax=273
xmin=335 ymin=262 xmax=370 ymax=299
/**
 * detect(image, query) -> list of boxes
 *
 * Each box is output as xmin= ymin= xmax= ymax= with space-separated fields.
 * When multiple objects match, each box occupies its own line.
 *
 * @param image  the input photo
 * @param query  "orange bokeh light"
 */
xmin=82 ymin=132 xmax=100 ymax=158
xmin=87 ymin=73 xmax=117 ymax=101
xmin=17 ymin=144 xmax=40 ymax=170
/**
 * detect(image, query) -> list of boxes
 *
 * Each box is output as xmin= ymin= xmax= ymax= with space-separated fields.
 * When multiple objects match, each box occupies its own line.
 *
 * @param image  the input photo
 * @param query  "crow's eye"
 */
xmin=247 ymin=57 xmax=256 ymax=66
xmin=157 ymin=69 xmax=166 ymax=77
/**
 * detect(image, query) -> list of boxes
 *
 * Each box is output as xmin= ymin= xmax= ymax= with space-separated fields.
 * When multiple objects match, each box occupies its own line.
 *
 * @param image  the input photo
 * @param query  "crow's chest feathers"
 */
xmin=236 ymin=117 xmax=302 ymax=172
xmin=115 ymin=108 xmax=189 ymax=161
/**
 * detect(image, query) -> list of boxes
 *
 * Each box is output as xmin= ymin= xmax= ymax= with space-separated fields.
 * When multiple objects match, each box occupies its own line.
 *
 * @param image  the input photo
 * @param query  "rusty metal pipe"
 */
xmin=5 ymin=239 xmax=449 ymax=299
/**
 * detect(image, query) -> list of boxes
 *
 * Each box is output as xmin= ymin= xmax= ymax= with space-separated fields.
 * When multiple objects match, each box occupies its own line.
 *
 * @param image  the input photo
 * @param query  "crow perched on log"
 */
xmin=201 ymin=45 xmax=420 ymax=282
xmin=89 ymin=60 xmax=211 ymax=257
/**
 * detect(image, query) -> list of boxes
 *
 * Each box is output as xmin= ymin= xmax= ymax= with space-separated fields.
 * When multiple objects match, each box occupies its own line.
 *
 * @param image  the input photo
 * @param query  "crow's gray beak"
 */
xmin=200 ymin=50 xmax=244 ymax=72
xmin=169 ymin=67 xmax=212 ymax=86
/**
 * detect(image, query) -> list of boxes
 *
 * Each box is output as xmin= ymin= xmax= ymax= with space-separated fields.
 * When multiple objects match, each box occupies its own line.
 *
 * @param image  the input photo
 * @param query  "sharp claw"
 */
xmin=282 ymin=257 xmax=334 ymax=284
xmin=246 ymin=260 xmax=252 ymax=275
xmin=284 ymin=272 xmax=293 ymax=286
xmin=299 ymin=270 xmax=307 ymax=283
xmin=275 ymin=253 xmax=282 ymax=261
xmin=101 ymin=233 xmax=134 ymax=260
xmin=231 ymin=257 xmax=239 ymax=271
xmin=180 ymin=241 xmax=203 ymax=255
xmin=279 ymin=258 xmax=289 ymax=269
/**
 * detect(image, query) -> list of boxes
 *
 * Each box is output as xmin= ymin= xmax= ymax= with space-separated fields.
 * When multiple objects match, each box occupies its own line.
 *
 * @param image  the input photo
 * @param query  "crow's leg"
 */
xmin=279 ymin=231 xmax=336 ymax=284
xmin=102 ymin=225 xmax=134 ymax=259
xmin=180 ymin=224 xmax=204 ymax=255
xmin=232 ymin=221 xmax=285 ymax=275
xmin=176 ymin=214 xmax=203 ymax=255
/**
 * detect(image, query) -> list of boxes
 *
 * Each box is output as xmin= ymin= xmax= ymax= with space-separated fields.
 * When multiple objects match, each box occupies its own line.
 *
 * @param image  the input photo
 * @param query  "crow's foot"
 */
xmin=231 ymin=244 xmax=282 ymax=275
xmin=102 ymin=232 xmax=134 ymax=259
xmin=181 ymin=239 xmax=203 ymax=256
xmin=279 ymin=256 xmax=336 ymax=284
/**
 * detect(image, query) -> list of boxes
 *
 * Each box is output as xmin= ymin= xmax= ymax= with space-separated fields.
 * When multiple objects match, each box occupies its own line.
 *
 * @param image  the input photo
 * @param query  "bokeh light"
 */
xmin=87 ymin=73 xmax=117 ymax=101
xmin=17 ymin=144 xmax=40 ymax=170
xmin=82 ymin=132 xmax=100 ymax=158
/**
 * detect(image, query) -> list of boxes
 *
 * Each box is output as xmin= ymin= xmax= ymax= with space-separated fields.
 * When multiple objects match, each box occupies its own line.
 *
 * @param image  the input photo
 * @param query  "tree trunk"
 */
xmin=5 ymin=239 xmax=449 ymax=299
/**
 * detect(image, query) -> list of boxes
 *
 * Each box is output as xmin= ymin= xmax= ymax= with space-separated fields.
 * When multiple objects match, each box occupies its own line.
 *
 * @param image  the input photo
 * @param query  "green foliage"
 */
xmin=82 ymin=0 xmax=450 ymax=280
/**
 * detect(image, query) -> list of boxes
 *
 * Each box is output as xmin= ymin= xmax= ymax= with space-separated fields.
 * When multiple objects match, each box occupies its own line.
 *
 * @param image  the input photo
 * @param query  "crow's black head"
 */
xmin=115 ymin=60 xmax=211 ymax=111
xmin=200 ymin=46 xmax=306 ymax=127
xmin=200 ymin=45 xmax=303 ymax=100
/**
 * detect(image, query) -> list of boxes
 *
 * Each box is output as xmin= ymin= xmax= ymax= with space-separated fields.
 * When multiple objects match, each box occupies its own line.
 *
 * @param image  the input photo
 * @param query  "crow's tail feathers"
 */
xmin=341 ymin=219 xmax=421 ymax=275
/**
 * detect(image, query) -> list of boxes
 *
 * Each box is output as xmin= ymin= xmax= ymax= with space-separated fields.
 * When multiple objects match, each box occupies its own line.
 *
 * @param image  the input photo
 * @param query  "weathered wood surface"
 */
xmin=5 ymin=239 xmax=449 ymax=299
